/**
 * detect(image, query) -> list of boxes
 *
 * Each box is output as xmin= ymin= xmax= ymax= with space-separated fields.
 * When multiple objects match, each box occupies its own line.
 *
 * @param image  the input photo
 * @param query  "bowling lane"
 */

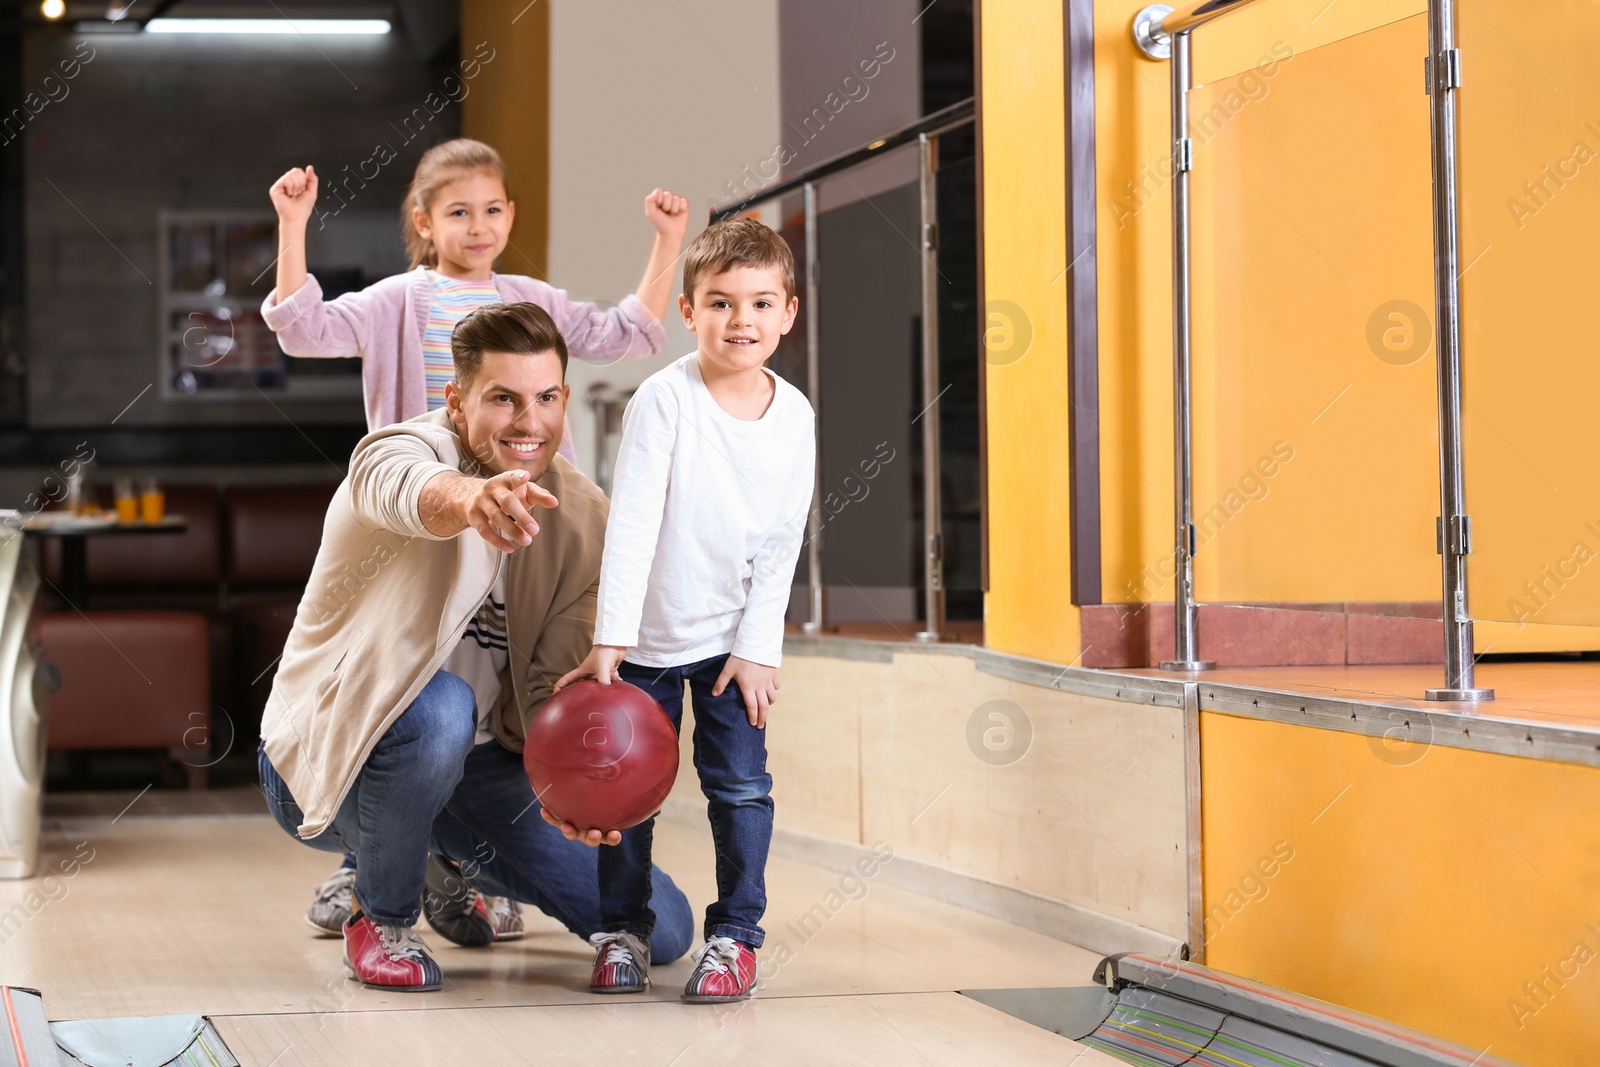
xmin=214 ymin=990 xmax=1125 ymax=1066
xmin=2 ymin=811 xmax=1103 ymax=1021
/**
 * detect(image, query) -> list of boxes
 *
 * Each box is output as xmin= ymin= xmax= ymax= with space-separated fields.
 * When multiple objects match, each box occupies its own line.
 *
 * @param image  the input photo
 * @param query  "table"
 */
xmin=18 ymin=516 xmax=189 ymax=608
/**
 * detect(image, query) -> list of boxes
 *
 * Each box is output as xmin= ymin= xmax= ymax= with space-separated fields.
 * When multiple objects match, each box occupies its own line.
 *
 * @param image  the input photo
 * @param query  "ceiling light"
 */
xmin=41 ymin=0 xmax=65 ymax=19
xmin=144 ymin=18 xmax=391 ymax=34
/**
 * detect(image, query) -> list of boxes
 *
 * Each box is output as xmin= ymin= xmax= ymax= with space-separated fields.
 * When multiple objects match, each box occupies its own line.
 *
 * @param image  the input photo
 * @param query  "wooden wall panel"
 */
xmin=664 ymin=648 xmax=1190 ymax=941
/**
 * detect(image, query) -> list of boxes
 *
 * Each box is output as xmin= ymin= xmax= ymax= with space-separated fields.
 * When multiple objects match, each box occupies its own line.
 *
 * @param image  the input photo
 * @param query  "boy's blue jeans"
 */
xmin=258 ymin=669 xmax=694 ymax=964
xmin=601 ymin=653 xmax=773 ymax=948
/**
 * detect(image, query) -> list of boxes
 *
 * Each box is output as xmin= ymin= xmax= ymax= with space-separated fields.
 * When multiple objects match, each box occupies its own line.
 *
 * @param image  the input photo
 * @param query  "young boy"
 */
xmin=552 ymin=218 xmax=816 ymax=1003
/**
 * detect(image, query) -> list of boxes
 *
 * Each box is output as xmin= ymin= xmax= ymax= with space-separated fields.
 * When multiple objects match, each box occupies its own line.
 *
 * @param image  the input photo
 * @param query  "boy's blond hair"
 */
xmin=681 ymin=217 xmax=796 ymax=305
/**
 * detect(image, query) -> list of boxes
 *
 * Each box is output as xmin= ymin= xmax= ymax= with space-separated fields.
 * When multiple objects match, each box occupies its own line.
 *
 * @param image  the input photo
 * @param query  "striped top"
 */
xmin=422 ymin=270 xmax=502 ymax=410
xmin=443 ymin=572 xmax=509 ymax=746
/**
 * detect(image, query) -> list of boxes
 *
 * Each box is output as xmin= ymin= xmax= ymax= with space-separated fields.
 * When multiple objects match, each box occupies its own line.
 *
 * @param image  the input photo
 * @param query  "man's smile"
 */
xmin=503 ymin=437 xmax=544 ymax=457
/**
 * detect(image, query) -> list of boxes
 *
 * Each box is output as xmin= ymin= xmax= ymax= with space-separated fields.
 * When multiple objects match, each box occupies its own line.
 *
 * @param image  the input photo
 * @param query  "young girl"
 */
xmin=262 ymin=137 xmax=689 ymax=468
xmin=263 ymin=137 xmax=688 ymax=947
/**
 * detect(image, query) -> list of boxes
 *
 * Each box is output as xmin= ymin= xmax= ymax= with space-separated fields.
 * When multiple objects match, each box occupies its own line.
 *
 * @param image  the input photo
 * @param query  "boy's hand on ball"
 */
xmin=539 ymin=807 xmax=622 ymax=847
xmin=269 ymin=165 xmax=318 ymax=225
xmin=554 ymin=644 xmax=627 ymax=692
xmin=713 ymin=655 xmax=778 ymax=729
xmin=644 ymin=188 xmax=690 ymax=244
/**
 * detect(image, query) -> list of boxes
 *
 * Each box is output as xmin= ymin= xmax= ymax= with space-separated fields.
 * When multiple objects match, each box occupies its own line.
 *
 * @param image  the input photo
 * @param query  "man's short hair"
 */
xmin=451 ymin=301 xmax=569 ymax=385
xmin=681 ymin=217 xmax=796 ymax=305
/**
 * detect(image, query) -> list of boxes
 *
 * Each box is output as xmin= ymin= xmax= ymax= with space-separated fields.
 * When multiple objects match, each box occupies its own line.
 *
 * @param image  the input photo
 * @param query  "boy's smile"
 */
xmin=680 ymin=265 xmax=799 ymax=378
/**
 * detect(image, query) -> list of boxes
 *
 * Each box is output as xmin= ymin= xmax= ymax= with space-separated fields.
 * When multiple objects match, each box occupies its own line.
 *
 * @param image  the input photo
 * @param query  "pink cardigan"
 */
xmin=261 ymin=267 xmax=667 ymax=466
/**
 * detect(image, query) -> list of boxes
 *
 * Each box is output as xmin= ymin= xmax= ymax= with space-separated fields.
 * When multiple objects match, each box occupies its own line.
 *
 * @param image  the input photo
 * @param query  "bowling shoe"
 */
xmin=342 ymin=911 xmax=443 ymax=992
xmin=421 ymin=853 xmax=496 ymax=947
xmin=682 ymin=936 xmax=758 ymax=1003
xmin=487 ymin=896 xmax=526 ymax=941
xmin=589 ymin=931 xmax=651 ymax=993
xmin=304 ymin=865 xmax=355 ymax=936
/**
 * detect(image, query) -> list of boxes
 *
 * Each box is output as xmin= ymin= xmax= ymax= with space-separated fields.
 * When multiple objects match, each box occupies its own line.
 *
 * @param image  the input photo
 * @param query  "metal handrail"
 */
xmin=1129 ymin=1 xmax=1491 ymax=698
xmin=710 ymin=98 xmax=974 ymax=223
xmin=1131 ymin=0 xmax=1271 ymax=56
xmin=707 ymin=101 xmax=976 ymax=641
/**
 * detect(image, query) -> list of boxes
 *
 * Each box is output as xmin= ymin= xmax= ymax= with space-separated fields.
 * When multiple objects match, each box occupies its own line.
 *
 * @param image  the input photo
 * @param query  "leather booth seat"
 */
xmin=226 ymin=484 xmax=335 ymax=589
xmin=41 ymin=611 xmax=211 ymax=789
xmin=36 ymin=481 xmax=336 ymax=786
xmin=227 ymin=484 xmax=336 ymax=738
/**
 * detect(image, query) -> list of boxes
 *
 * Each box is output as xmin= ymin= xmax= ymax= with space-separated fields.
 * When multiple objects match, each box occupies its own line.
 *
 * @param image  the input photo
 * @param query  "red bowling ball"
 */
xmin=523 ymin=678 xmax=680 ymax=832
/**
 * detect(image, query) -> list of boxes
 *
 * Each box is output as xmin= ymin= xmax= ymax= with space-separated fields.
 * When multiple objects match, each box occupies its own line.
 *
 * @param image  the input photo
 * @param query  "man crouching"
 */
xmin=258 ymin=301 xmax=692 ymax=991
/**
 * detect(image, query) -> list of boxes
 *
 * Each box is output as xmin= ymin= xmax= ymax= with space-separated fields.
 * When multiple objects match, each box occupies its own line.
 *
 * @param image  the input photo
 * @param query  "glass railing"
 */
xmin=1129 ymin=0 xmax=1511 ymax=698
xmin=709 ymin=100 xmax=977 ymax=641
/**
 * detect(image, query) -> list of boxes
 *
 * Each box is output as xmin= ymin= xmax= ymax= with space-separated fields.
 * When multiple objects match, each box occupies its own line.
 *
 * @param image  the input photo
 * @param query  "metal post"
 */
xmin=800 ymin=181 xmax=826 ymax=634
xmin=914 ymin=132 xmax=947 ymax=643
xmin=1160 ymin=30 xmax=1212 ymax=672
xmin=1424 ymin=0 xmax=1492 ymax=701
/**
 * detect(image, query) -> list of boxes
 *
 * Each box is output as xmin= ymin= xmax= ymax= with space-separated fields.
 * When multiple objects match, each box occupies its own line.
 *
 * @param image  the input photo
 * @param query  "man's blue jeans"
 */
xmin=601 ymin=654 xmax=773 ymax=947
xmin=259 ymin=669 xmax=694 ymax=963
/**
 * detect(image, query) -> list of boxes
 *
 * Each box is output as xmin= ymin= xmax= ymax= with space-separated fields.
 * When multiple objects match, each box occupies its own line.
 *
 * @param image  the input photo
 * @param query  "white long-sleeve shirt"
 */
xmin=594 ymin=352 xmax=816 ymax=668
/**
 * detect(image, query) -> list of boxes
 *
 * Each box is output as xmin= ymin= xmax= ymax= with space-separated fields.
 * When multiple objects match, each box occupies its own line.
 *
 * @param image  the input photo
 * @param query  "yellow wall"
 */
xmin=976 ymin=4 xmax=1600 ymax=1060
xmin=979 ymin=0 xmax=1079 ymax=664
xmin=983 ymin=0 xmax=1600 ymax=654
xmin=1201 ymin=711 xmax=1600 ymax=1066
xmin=1190 ymin=15 xmax=1439 ymax=606
xmin=1096 ymin=0 xmax=1435 ymax=609
xmin=1092 ymin=0 xmax=1184 ymax=611
xmin=1458 ymin=0 xmax=1600 ymax=633
xmin=460 ymin=0 xmax=550 ymax=278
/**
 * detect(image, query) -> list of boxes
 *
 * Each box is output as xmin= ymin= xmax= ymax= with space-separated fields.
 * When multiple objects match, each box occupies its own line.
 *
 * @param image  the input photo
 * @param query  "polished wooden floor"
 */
xmin=1 ymin=804 xmax=1119 ymax=1065
xmin=1138 ymin=660 xmax=1600 ymax=730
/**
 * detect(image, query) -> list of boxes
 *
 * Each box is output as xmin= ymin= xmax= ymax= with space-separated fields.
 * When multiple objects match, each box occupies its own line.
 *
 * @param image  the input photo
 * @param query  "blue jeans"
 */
xmin=259 ymin=669 xmax=694 ymax=963
xmin=601 ymin=654 xmax=773 ymax=947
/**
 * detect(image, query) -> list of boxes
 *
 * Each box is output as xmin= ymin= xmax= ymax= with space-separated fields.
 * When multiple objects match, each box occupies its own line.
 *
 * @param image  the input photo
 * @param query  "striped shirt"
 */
xmin=422 ymin=270 xmax=502 ymax=410
xmin=443 ymin=572 xmax=509 ymax=746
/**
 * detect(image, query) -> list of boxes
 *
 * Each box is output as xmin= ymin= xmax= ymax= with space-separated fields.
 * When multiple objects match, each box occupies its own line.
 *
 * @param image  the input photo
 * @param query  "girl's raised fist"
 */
xmin=644 ymin=187 xmax=689 ymax=244
xmin=269 ymin=165 xmax=319 ymax=226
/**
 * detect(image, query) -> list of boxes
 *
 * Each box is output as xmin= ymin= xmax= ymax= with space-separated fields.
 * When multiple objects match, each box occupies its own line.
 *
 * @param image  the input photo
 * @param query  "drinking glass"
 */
xmin=139 ymin=477 xmax=165 ymax=523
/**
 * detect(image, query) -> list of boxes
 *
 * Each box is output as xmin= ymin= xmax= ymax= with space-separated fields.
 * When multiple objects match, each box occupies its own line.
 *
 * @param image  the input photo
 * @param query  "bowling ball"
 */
xmin=523 ymin=678 xmax=679 ymax=832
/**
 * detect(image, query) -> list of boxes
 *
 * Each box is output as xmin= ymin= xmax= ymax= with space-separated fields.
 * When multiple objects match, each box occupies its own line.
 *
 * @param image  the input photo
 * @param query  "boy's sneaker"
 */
xmin=342 ymin=911 xmax=443 ymax=992
xmin=305 ymin=865 xmax=356 ymax=936
xmin=421 ymin=853 xmax=496 ymax=947
xmin=487 ymin=895 xmax=525 ymax=941
xmin=682 ymin=936 xmax=758 ymax=1003
xmin=588 ymin=931 xmax=651 ymax=993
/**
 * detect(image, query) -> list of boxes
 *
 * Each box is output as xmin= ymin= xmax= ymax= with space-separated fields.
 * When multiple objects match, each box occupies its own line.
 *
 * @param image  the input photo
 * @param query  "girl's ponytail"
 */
xmin=400 ymin=138 xmax=508 ymax=269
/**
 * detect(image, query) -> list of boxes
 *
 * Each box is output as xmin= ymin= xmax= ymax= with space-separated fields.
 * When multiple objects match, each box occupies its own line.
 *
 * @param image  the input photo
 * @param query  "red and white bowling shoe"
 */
xmin=588 ymin=930 xmax=651 ymax=993
xmin=343 ymin=910 xmax=443 ymax=992
xmin=682 ymin=936 xmax=758 ymax=1003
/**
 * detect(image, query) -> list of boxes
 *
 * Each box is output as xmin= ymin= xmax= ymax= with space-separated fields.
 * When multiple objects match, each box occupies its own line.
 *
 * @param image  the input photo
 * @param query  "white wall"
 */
xmin=547 ymin=0 xmax=782 ymax=477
